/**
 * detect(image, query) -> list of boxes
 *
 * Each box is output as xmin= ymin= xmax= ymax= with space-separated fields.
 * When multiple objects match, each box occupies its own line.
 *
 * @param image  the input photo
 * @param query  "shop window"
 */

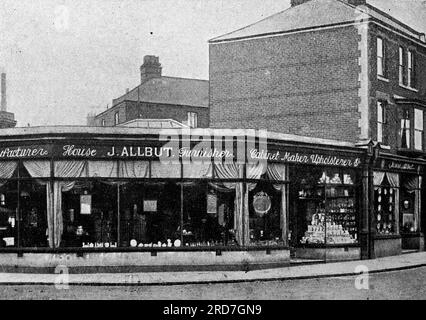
xmin=408 ymin=50 xmax=416 ymax=88
xmin=119 ymin=181 xmax=181 ymax=247
xmin=61 ymin=181 xmax=118 ymax=247
xmin=399 ymin=46 xmax=407 ymax=86
xmin=0 ymin=180 xmax=18 ymax=247
xmin=400 ymin=175 xmax=420 ymax=234
xmin=377 ymin=37 xmax=387 ymax=78
xmin=182 ymin=182 xmax=235 ymax=246
xmin=20 ymin=180 xmax=49 ymax=247
xmin=414 ymin=108 xmax=423 ymax=151
xmin=290 ymin=166 xmax=359 ymax=246
xmin=377 ymin=101 xmax=387 ymax=144
xmin=401 ymin=110 xmax=411 ymax=149
xmin=249 ymin=181 xmax=283 ymax=245
xmin=373 ymin=172 xmax=399 ymax=235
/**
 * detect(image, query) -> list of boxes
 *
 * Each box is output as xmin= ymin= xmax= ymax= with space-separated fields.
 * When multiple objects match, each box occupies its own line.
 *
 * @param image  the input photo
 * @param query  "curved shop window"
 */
xmin=0 ymin=158 xmax=290 ymax=249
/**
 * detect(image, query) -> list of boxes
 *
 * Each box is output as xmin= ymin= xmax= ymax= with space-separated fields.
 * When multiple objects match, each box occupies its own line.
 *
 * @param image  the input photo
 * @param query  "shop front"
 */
xmin=0 ymin=127 xmax=373 ymax=271
xmin=0 ymin=127 xmax=294 ymax=272
xmin=371 ymin=155 xmax=424 ymax=257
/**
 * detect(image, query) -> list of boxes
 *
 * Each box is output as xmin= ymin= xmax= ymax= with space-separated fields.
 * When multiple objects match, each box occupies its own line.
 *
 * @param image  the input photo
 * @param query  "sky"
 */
xmin=0 ymin=0 xmax=425 ymax=127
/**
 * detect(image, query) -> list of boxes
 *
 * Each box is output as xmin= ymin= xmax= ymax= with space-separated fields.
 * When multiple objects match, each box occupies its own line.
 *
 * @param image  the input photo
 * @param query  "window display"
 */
xmin=249 ymin=183 xmax=283 ymax=245
xmin=400 ymin=174 xmax=421 ymax=233
xmin=0 ymin=181 xmax=17 ymax=247
xmin=373 ymin=172 xmax=399 ymax=236
xmin=292 ymin=167 xmax=359 ymax=246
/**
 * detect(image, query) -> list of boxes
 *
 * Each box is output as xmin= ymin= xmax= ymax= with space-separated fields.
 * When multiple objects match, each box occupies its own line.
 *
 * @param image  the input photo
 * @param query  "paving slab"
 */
xmin=0 ymin=252 xmax=425 ymax=285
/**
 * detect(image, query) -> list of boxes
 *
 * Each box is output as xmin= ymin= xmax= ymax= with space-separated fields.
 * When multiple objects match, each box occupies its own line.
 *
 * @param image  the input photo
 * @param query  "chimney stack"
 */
xmin=140 ymin=55 xmax=162 ymax=83
xmin=1 ymin=73 xmax=6 ymax=112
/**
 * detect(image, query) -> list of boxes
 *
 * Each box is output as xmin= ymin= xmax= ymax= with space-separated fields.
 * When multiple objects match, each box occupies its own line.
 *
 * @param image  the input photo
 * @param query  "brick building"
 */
xmin=209 ymin=0 xmax=426 ymax=258
xmin=92 ymin=55 xmax=209 ymax=128
xmin=209 ymin=0 xmax=426 ymax=152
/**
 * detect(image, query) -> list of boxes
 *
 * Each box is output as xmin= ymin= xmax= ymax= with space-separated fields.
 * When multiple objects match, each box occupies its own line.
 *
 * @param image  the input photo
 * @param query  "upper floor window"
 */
xmin=188 ymin=112 xmax=198 ymax=128
xmin=377 ymin=101 xmax=387 ymax=144
xmin=401 ymin=109 xmax=411 ymax=149
xmin=399 ymin=47 xmax=407 ymax=86
xmin=114 ymin=112 xmax=119 ymax=125
xmin=101 ymin=119 xmax=106 ymax=127
xmin=408 ymin=50 xmax=416 ymax=88
xmin=414 ymin=108 xmax=423 ymax=150
xmin=377 ymin=37 xmax=387 ymax=78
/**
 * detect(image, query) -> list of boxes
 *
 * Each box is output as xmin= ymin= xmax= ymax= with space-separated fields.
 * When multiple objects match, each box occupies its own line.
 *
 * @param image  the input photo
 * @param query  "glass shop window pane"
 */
xmin=0 ymin=180 xmax=18 ymax=247
xmin=20 ymin=180 xmax=48 ymax=247
xmin=61 ymin=181 xmax=118 ymax=247
xmin=249 ymin=181 xmax=283 ymax=245
xmin=182 ymin=182 xmax=235 ymax=247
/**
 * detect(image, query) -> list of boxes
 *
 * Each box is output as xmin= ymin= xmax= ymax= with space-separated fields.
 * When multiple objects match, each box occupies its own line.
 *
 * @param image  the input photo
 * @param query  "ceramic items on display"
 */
xmin=130 ymin=239 xmax=137 ymax=247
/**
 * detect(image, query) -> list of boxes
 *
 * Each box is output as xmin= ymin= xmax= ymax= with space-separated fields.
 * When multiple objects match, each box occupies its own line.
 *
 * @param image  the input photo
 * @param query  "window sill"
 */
xmin=377 ymin=75 xmax=390 ymax=82
xmin=399 ymin=84 xmax=418 ymax=92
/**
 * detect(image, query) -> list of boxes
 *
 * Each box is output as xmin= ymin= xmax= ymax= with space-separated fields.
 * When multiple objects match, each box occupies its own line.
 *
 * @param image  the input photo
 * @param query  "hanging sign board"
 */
xmin=80 ymin=195 xmax=92 ymax=214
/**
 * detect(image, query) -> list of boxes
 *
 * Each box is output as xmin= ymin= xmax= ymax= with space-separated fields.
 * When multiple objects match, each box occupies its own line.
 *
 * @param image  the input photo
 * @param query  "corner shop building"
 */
xmin=0 ymin=126 xmax=423 ymax=271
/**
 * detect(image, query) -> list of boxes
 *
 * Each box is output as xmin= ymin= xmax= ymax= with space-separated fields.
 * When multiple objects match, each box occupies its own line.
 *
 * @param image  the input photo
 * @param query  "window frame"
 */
xmin=408 ymin=50 xmax=416 ymax=89
xmin=414 ymin=108 xmax=423 ymax=151
xmin=187 ymin=111 xmax=198 ymax=128
xmin=377 ymin=100 xmax=387 ymax=144
xmin=399 ymin=46 xmax=407 ymax=86
xmin=377 ymin=37 xmax=387 ymax=78
xmin=401 ymin=109 xmax=411 ymax=149
xmin=114 ymin=112 xmax=120 ymax=126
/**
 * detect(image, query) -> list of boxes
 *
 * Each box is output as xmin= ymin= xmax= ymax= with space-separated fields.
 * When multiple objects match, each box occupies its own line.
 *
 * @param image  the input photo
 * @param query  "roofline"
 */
xmin=209 ymin=18 xmax=426 ymax=48
xmin=362 ymin=3 xmax=425 ymax=38
xmin=112 ymin=76 xmax=209 ymax=107
xmin=0 ymin=125 xmax=357 ymax=149
xmin=94 ymin=99 xmax=209 ymax=119
xmin=209 ymin=1 xmax=425 ymax=46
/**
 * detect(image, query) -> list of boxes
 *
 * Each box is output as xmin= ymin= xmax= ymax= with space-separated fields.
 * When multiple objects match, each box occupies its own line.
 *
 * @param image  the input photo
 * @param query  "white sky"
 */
xmin=0 ymin=0 xmax=425 ymax=126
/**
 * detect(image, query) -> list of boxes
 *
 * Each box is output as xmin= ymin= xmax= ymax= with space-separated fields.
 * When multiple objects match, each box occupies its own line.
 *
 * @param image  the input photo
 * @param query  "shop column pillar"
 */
xmin=360 ymin=163 xmax=374 ymax=260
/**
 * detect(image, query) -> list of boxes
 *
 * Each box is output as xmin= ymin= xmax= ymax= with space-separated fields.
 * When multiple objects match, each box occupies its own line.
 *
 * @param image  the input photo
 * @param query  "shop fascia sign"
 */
xmin=249 ymin=148 xmax=362 ymax=168
xmin=382 ymin=159 xmax=418 ymax=172
xmin=0 ymin=143 xmax=362 ymax=168
xmin=0 ymin=144 xmax=235 ymax=160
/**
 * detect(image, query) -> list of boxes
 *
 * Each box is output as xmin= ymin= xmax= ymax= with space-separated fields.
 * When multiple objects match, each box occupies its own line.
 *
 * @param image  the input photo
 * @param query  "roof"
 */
xmin=209 ymin=0 xmax=425 ymax=44
xmin=119 ymin=118 xmax=189 ymax=129
xmin=112 ymin=76 xmax=209 ymax=108
xmin=0 ymin=125 xmax=358 ymax=149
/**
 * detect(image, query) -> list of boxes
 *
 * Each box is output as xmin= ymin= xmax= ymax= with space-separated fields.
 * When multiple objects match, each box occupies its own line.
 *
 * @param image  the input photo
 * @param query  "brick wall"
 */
xmin=369 ymin=23 xmax=426 ymax=153
xmin=94 ymin=101 xmax=209 ymax=127
xmin=209 ymin=26 xmax=362 ymax=143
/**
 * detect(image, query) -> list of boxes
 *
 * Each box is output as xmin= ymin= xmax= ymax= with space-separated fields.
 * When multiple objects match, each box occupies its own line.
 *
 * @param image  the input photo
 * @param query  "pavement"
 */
xmin=0 ymin=251 xmax=425 ymax=286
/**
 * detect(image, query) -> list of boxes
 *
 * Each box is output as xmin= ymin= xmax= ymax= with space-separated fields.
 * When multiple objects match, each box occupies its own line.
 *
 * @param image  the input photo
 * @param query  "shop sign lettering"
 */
xmin=388 ymin=161 xmax=416 ymax=171
xmin=0 ymin=146 xmax=49 ymax=158
xmin=63 ymin=145 xmax=97 ymax=157
xmin=250 ymin=149 xmax=361 ymax=168
xmin=106 ymin=146 xmax=173 ymax=158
